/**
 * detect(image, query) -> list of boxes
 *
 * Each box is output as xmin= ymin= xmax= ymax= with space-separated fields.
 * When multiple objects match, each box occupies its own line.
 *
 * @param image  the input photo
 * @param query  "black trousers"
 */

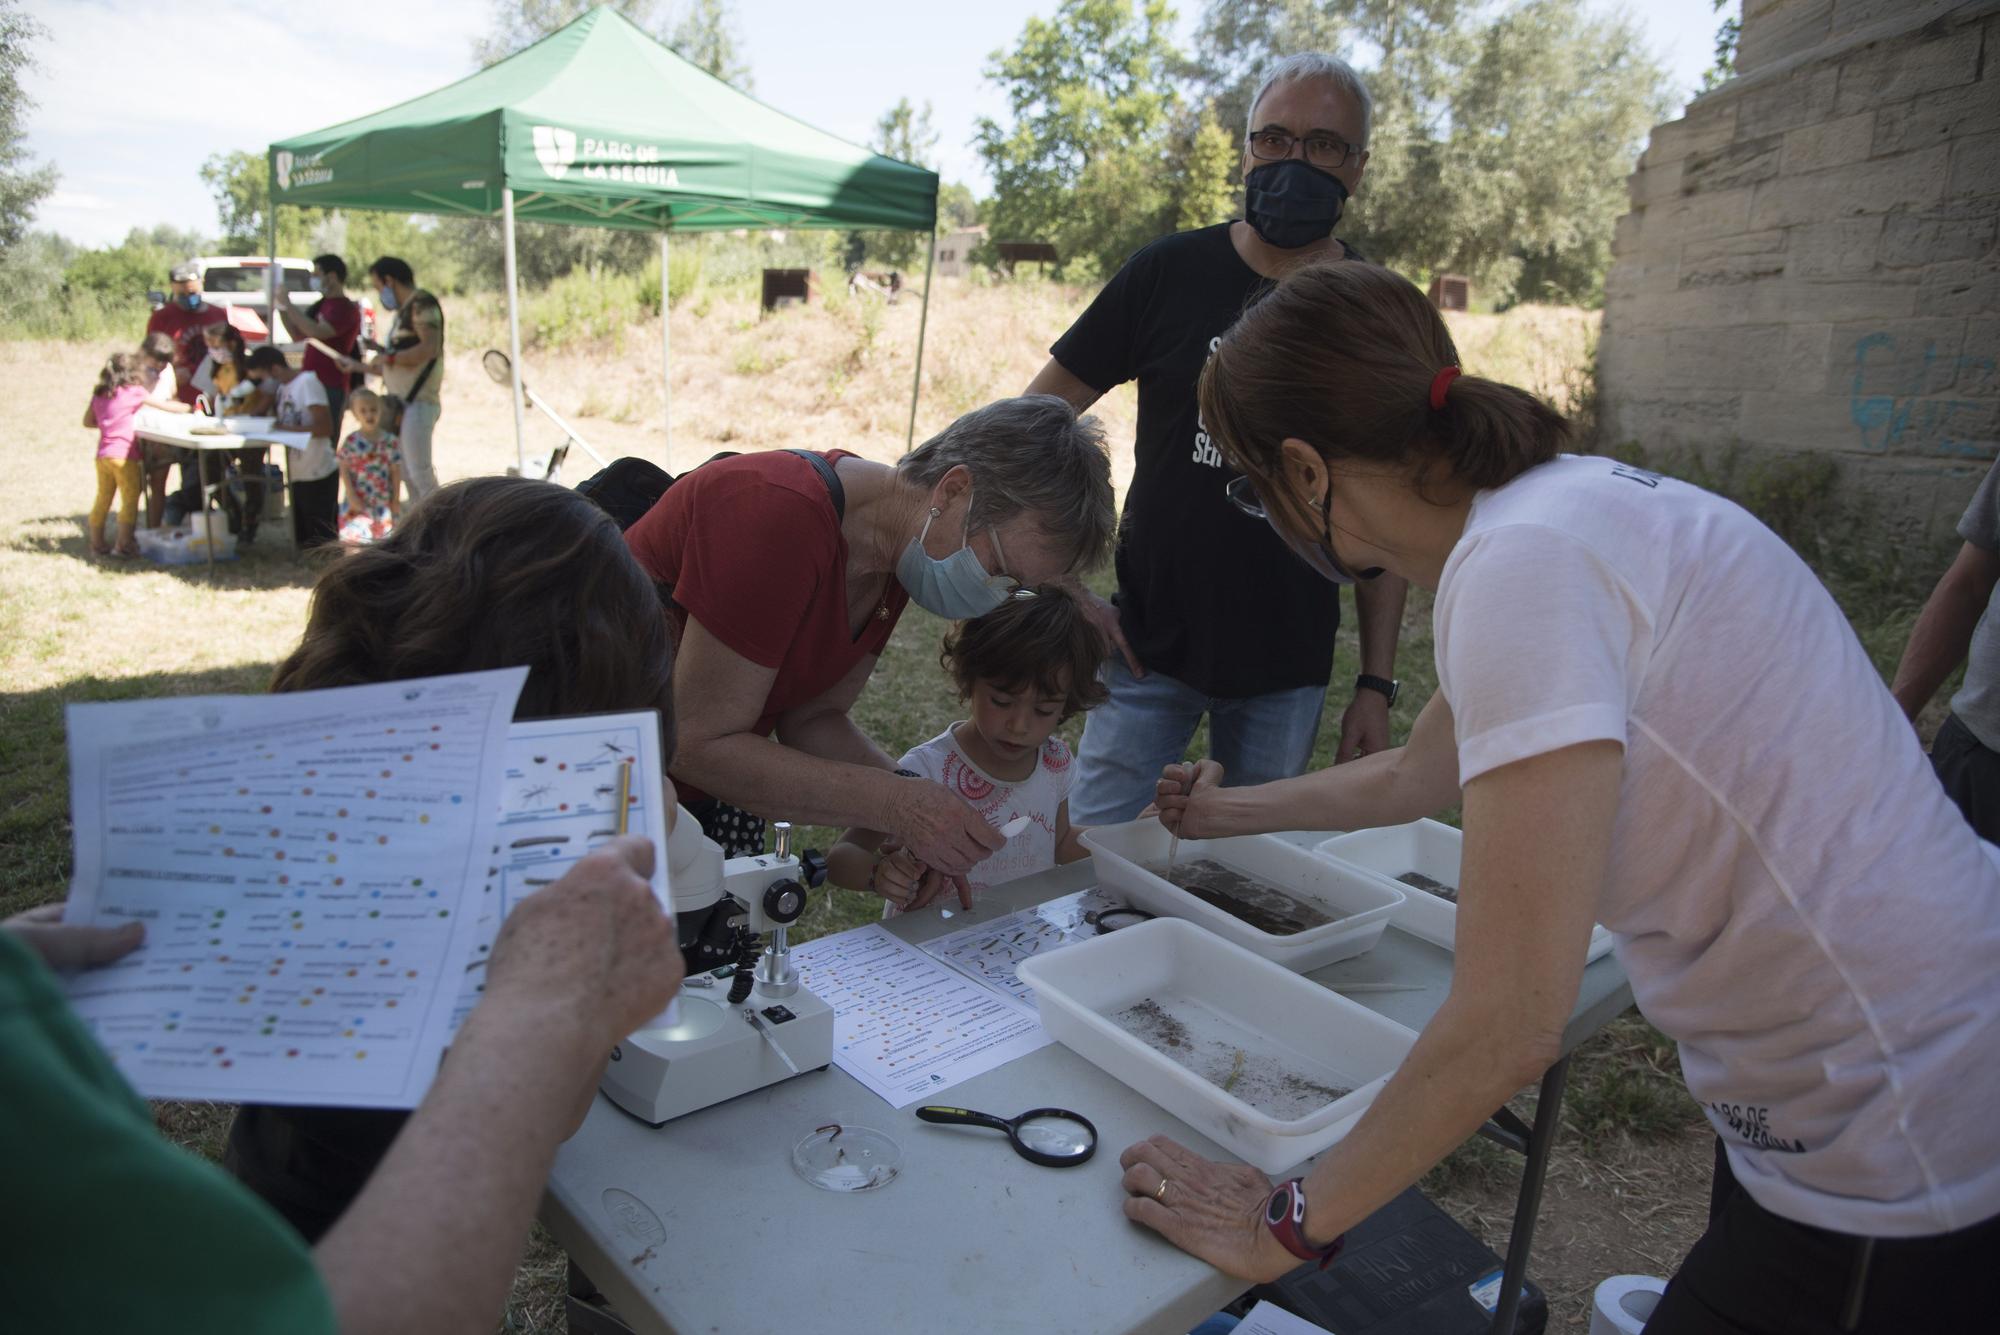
xmin=1644 ymin=1139 xmax=1988 ymax=1333
xmin=1929 ymin=712 xmax=2000 ymax=844
xmin=290 ymin=472 xmax=341 ymax=550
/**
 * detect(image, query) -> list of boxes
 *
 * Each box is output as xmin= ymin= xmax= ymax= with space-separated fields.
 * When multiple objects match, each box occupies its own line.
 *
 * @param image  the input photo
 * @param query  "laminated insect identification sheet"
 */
xmin=917 ymin=888 xmax=1121 ymax=1006
xmin=792 ymin=925 xmax=1051 ymax=1108
xmin=453 ymin=711 xmax=672 ymax=1028
xmin=61 ymin=669 xmax=526 ymax=1108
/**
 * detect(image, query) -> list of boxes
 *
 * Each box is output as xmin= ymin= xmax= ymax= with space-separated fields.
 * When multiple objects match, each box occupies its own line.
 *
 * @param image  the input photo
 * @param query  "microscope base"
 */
xmin=599 ymin=975 xmax=835 ymax=1125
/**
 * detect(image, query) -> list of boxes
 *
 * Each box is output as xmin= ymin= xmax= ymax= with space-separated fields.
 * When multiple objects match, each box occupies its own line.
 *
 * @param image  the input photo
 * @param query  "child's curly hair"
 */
xmin=940 ymin=586 xmax=1109 ymax=722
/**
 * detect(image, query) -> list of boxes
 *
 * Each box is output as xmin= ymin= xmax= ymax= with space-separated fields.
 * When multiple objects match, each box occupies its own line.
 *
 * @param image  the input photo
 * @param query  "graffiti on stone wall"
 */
xmin=1850 ymin=332 xmax=1995 ymax=457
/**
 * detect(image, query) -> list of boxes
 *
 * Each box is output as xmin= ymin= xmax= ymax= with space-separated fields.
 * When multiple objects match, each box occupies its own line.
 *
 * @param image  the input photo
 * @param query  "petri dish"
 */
xmin=792 ymin=1124 xmax=903 ymax=1193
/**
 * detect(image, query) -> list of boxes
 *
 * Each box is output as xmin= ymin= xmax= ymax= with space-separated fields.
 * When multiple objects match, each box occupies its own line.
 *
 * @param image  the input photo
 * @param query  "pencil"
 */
xmin=614 ymin=761 xmax=631 ymax=837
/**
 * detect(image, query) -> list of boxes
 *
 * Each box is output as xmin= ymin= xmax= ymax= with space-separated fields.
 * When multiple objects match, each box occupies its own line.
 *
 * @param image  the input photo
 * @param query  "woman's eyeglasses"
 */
xmin=1221 ymin=473 xmax=1368 ymax=586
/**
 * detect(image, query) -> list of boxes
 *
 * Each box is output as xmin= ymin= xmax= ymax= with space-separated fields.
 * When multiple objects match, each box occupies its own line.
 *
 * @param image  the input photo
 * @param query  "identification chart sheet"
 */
xmin=454 ymin=712 xmax=672 ymax=1028
xmin=919 ymin=887 xmax=1123 ymax=1006
xmin=61 ymin=669 xmax=525 ymax=1108
xmin=792 ymin=924 xmax=1051 ymax=1108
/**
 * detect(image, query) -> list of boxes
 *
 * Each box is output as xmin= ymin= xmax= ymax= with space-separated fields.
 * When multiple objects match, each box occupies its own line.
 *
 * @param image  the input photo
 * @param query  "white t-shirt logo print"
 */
xmin=533 ymin=126 xmax=577 ymax=180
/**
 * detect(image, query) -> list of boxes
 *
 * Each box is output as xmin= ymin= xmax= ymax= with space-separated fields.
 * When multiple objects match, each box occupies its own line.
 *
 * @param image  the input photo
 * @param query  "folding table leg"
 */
xmin=1489 ymin=1055 xmax=1571 ymax=1335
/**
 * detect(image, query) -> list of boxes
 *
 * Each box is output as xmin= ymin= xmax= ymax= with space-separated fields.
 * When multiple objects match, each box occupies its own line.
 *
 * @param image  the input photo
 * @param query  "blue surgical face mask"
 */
xmin=896 ymin=485 xmax=1013 ymax=619
xmin=308 ymin=275 xmax=323 ymax=293
xmin=378 ymin=285 xmax=398 ymax=311
xmin=177 ymin=292 xmax=202 ymax=310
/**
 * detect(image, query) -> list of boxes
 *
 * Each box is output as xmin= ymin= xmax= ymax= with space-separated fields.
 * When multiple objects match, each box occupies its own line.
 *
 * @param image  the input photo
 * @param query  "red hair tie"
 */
xmin=1429 ymin=366 xmax=1460 ymax=411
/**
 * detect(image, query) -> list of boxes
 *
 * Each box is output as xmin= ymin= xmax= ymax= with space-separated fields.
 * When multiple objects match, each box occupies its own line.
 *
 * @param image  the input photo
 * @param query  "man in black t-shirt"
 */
xmin=1027 ymin=53 xmax=1409 ymax=824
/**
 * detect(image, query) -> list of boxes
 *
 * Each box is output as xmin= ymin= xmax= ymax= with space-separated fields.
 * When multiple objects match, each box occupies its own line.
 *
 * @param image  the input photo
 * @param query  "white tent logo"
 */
xmin=274 ymin=150 xmax=293 ymax=191
xmin=533 ymin=125 xmax=577 ymax=179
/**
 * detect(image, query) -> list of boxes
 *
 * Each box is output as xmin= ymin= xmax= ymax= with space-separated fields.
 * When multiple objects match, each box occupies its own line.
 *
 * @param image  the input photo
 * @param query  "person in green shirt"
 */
xmin=1 ymin=834 xmax=682 ymax=1334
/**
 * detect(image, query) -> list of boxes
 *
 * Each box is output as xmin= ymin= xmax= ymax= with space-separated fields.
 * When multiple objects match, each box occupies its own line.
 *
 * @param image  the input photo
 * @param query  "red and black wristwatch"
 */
xmin=1264 ymin=1177 xmax=1345 ymax=1270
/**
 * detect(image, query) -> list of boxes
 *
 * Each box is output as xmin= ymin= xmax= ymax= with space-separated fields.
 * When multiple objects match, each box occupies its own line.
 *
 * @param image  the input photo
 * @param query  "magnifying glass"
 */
xmin=915 ymin=1105 xmax=1098 ymax=1167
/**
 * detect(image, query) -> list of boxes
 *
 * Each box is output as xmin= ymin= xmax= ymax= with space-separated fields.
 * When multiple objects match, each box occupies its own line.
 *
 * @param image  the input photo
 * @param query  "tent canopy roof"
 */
xmin=269 ymin=6 xmax=936 ymax=233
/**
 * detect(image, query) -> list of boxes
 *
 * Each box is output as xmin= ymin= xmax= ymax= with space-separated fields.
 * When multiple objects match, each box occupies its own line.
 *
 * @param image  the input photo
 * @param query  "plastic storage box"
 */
xmin=1316 ymin=820 xmax=1615 ymax=963
xmin=1081 ymin=819 xmax=1402 ymax=972
xmin=1017 ymin=917 xmax=1418 ymax=1173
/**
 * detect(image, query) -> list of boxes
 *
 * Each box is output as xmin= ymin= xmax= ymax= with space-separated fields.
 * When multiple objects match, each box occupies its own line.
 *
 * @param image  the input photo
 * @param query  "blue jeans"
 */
xmin=1070 ymin=659 xmax=1327 ymax=826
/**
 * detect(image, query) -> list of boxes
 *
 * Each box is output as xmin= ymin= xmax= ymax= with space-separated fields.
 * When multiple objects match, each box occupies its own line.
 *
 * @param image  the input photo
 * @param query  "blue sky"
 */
xmin=21 ymin=0 xmax=1725 ymax=248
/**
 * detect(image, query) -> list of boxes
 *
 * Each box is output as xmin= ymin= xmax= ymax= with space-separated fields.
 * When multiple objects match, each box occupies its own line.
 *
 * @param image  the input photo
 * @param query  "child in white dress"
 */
xmin=831 ymin=587 xmax=1107 ymax=911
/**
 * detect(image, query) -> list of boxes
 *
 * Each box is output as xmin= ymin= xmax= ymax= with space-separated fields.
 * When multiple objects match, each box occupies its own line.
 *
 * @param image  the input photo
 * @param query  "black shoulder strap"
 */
xmin=785 ymin=448 xmax=845 ymax=521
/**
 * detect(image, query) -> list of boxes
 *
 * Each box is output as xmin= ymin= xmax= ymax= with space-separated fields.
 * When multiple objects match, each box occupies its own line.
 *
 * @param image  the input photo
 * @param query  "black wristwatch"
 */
xmin=1355 ymin=674 xmax=1399 ymax=706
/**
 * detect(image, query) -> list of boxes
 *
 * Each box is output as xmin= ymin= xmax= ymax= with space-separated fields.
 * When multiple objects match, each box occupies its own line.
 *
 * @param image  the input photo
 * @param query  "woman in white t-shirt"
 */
xmin=1124 ymin=263 xmax=1994 ymax=1333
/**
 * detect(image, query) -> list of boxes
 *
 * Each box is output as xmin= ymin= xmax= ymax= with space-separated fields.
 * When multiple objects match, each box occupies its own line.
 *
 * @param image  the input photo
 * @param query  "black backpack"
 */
xmin=574 ymin=449 xmax=844 ymax=533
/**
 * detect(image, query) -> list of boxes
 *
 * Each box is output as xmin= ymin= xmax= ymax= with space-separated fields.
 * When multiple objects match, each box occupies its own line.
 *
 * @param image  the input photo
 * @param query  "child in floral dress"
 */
xmin=337 ymin=389 xmax=404 ymax=545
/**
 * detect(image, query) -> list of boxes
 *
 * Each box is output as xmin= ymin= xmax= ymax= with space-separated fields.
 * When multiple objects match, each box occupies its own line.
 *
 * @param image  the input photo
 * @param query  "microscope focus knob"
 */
xmin=798 ymin=849 xmax=829 ymax=889
xmin=763 ymin=879 xmax=806 ymax=924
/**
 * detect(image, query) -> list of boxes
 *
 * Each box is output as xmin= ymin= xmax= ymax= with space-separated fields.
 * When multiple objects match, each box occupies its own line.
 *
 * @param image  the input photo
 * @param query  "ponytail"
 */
xmin=1428 ymin=371 xmax=1569 ymax=492
xmin=1200 ymin=262 xmax=1565 ymax=496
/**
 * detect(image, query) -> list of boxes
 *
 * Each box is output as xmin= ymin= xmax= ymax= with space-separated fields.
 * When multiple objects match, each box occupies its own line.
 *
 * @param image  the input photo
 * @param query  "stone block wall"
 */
xmin=1600 ymin=0 xmax=1999 ymax=537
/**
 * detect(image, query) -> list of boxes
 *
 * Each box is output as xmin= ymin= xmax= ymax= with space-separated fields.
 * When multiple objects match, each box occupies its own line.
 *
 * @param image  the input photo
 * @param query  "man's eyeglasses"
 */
xmin=1246 ymin=129 xmax=1361 ymax=170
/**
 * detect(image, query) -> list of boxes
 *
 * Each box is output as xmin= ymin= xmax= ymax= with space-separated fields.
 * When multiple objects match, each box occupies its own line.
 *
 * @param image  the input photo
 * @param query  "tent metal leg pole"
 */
xmin=502 ymin=187 xmax=527 ymax=477
xmin=905 ymin=228 xmax=936 ymax=450
xmin=266 ymin=209 xmax=279 ymax=351
xmin=660 ymin=229 xmax=672 ymax=465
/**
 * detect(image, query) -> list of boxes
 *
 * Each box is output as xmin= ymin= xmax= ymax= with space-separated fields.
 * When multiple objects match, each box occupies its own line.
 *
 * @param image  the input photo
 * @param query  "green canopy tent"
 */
xmin=267 ymin=4 xmax=939 ymax=473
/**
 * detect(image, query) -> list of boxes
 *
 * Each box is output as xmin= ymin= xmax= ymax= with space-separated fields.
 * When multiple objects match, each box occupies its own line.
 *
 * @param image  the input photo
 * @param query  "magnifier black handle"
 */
xmin=916 ymin=1105 xmax=1012 ymax=1133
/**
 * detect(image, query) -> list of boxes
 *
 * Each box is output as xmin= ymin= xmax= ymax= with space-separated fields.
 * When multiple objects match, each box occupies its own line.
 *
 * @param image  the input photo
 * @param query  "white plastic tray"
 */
xmin=1081 ymin=820 xmax=1402 ymax=972
xmin=1315 ymin=820 xmax=1615 ymax=964
xmin=1017 ymin=917 xmax=1418 ymax=1174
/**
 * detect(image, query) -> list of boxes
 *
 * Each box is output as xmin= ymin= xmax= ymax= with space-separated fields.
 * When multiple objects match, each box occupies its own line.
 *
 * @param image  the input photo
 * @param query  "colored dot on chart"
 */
xmin=278 ymin=876 xmax=289 ymax=886
xmin=437 ymin=910 xmax=450 ymax=919
xmin=412 ymin=877 xmax=423 ymax=887
xmin=377 ymin=835 xmax=389 ymax=845
xmin=287 ymin=1049 xmax=300 ymax=1058
xmin=307 ymin=770 xmax=318 ymax=777
xmin=301 ymin=788 xmax=313 ymax=796
xmin=347 ymin=969 xmax=358 ymax=977
xmin=261 ymin=806 xmax=272 ymax=815
xmin=559 ymin=803 xmax=569 ymax=811
xmin=327 ymin=832 xmax=338 ymax=843
xmin=366 ymin=790 xmax=378 ymax=799
xmin=238 ymin=787 xmax=249 ymax=795
xmin=431 ymin=725 xmax=441 ymax=731
xmin=327 ymin=855 xmax=338 ymax=864
xmin=212 ymin=1046 xmax=226 ymax=1055
xmin=385 ymin=1000 xmax=397 ymax=1009
xmin=261 ymin=1027 xmax=273 ymax=1036
xmin=300 ymin=998 xmax=313 ymax=1007
xmin=380 ymin=770 xmax=392 ymax=779
xmin=406 ymin=969 xmax=418 ymax=978
xmin=164 ymin=1022 xmax=178 ymax=1030
xmin=371 ymin=891 xmax=381 ymax=899
xmin=451 ymin=795 xmax=462 ymax=804
xmin=270 ymin=829 xmax=281 ymax=839
xmin=344 ymin=1028 xmax=356 ymax=1037
xmin=430 ymin=743 xmax=439 ymax=751
xmin=275 ymin=852 xmax=286 ymax=862
xmin=219 ymin=1059 xmax=234 ymax=1068
xmin=355 ymin=1050 xmax=368 ymax=1059
xmin=337 ymin=808 xmax=349 ymax=818
xmin=558 ymin=762 xmax=567 ymax=771
xmin=402 ymin=754 xmax=413 ymax=762
xmin=209 ymin=824 xmax=221 ymax=834
xmin=333 ymin=877 xmax=344 ymax=886
xmin=223 ymin=847 xmax=235 ymax=857
xmin=369 ymin=910 xmax=380 ymax=918
xmin=419 ymin=814 xmax=430 ymax=824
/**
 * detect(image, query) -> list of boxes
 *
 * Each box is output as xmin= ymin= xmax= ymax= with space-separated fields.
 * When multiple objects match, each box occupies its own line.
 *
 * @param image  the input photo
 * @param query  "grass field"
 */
xmin=2 ymin=282 xmax=1726 ymax=1331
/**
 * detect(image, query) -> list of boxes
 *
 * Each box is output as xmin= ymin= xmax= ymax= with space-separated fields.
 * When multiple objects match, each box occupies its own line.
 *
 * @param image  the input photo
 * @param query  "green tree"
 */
xmin=669 ymin=0 xmax=752 ymax=89
xmin=938 ymin=182 xmax=979 ymax=230
xmin=848 ymin=99 xmax=941 ymax=270
xmin=975 ymin=0 xmax=1186 ymax=278
xmin=0 ymin=0 xmax=58 ymax=254
xmin=1442 ymin=0 xmax=1672 ymax=303
xmin=1702 ymin=0 xmax=1740 ymax=92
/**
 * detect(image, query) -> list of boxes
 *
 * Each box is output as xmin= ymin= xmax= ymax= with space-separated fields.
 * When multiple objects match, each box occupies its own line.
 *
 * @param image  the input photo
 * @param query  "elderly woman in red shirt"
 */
xmin=626 ymin=395 xmax=1115 ymax=905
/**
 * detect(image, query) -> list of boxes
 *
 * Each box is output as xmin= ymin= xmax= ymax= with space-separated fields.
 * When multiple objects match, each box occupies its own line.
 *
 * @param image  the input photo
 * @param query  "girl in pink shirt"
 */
xmin=85 ymin=352 xmax=148 ymax=557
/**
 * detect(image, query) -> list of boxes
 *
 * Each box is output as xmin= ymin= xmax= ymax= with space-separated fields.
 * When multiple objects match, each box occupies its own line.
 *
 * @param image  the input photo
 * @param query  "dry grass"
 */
xmin=1 ymin=287 xmax=1684 ymax=1334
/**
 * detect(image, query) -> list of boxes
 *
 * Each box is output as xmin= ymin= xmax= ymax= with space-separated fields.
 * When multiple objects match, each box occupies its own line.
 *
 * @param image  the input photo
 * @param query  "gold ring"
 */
xmin=1154 ymin=1176 xmax=1171 ymax=1203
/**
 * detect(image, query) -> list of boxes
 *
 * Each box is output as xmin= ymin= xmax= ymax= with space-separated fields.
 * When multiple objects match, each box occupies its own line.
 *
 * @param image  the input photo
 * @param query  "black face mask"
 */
xmin=1244 ymin=159 xmax=1349 ymax=249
